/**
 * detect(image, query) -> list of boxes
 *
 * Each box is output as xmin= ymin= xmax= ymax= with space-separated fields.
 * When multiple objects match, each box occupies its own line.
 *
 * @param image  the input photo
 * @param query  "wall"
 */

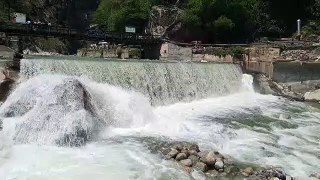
xmin=248 ymin=46 xmax=280 ymax=62
xmin=160 ymin=42 xmax=192 ymax=61
xmin=273 ymin=62 xmax=320 ymax=83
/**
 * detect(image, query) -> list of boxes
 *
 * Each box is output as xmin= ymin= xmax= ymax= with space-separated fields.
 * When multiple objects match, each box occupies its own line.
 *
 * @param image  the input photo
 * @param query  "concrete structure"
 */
xmin=160 ymin=42 xmax=192 ymax=61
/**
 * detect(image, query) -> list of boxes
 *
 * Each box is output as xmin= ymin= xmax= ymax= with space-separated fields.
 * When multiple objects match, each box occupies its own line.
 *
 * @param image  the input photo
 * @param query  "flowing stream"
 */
xmin=0 ymin=56 xmax=319 ymax=179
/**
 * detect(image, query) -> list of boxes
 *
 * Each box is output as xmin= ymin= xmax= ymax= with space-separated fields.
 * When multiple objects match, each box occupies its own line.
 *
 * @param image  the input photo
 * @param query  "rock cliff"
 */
xmin=147 ymin=6 xmax=182 ymax=37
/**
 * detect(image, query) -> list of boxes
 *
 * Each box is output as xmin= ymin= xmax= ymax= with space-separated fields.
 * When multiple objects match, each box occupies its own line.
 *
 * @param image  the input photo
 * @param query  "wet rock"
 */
xmin=188 ymin=149 xmax=198 ymax=156
xmin=223 ymin=155 xmax=235 ymax=165
xmin=214 ymin=160 xmax=224 ymax=170
xmin=167 ymin=149 xmax=179 ymax=159
xmin=180 ymin=159 xmax=193 ymax=167
xmin=304 ymin=89 xmax=320 ymax=102
xmin=189 ymin=144 xmax=200 ymax=152
xmin=188 ymin=155 xmax=199 ymax=165
xmin=310 ymin=172 xmax=320 ymax=179
xmin=206 ymin=169 xmax=219 ymax=177
xmin=0 ymin=77 xmax=105 ymax=146
xmin=173 ymin=144 xmax=183 ymax=151
xmin=176 ymin=153 xmax=187 ymax=161
xmin=224 ymin=165 xmax=239 ymax=175
xmin=242 ymin=167 xmax=254 ymax=176
xmin=200 ymin=151 xmax=216 ymax=166
xmin=0 ymin=79 xmax=15 ymax=102
xmin=255 ymin=167 xmax=288 ymax=180
xmin=198 ymin=150 xmax=209 ymax=158
xmin=181 ymin=149 xmax=190 ymax=156
xmin=253 ymin=74 xmax=277 ymax=95
xmin=194 ymin=162 xmax=208 ymax=172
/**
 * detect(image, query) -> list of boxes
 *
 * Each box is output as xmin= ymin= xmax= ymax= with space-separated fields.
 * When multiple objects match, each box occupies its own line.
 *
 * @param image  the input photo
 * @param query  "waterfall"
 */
xmin=20 ymin=58 xmax=243 ymax=105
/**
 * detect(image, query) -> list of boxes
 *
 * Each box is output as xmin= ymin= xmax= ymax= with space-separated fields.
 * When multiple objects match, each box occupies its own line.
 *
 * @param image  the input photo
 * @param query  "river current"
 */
xmin=0 ymin=56 xmax=319 ymax=179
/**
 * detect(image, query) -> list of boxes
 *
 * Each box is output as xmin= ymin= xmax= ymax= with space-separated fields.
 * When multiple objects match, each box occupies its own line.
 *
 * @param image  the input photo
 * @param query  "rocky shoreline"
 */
xmin=154 ymin=141 xmax=294 ymax=180
xmin=253 ymin=73 xmax=320 ymax=102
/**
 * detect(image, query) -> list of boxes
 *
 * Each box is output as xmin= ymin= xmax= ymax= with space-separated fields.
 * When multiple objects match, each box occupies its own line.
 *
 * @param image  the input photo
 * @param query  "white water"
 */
xmin=0 ymin=59 xmax=320 ymax=179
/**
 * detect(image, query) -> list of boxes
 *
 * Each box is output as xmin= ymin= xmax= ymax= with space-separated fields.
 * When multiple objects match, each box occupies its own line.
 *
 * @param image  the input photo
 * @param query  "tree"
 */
xmin=93 ymin=0 xmax=153 ymax=32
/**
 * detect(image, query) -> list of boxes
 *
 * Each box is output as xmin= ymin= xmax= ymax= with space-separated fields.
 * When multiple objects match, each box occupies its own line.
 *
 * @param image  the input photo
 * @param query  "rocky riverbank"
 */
xmin=146 ymin=140 xmax=296 ymax=180
xmin=253 ymin=73 xmax=312 ymax=102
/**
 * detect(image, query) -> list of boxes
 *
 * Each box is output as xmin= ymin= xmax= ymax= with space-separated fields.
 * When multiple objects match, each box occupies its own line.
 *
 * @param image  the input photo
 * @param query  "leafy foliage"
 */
xmin=93 ymin=0 xmax=154 ymax=32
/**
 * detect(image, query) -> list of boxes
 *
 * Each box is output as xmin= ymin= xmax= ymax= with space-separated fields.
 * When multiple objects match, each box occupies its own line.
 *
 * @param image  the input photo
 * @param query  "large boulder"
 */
xmin=0 ymin=76 xmax=106 ymax=146
xmin=304 ymin=89 xmax=320 ymax=102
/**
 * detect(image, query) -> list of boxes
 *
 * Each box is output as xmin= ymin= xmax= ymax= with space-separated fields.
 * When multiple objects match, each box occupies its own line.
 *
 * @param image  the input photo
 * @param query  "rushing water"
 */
xmin=0 ymin=56 xmax=320 ymax=179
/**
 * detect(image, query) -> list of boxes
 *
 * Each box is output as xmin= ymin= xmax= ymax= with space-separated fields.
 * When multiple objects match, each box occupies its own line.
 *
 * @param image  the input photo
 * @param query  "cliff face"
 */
xmin=147 ymin=6 xmax=182 ymax=38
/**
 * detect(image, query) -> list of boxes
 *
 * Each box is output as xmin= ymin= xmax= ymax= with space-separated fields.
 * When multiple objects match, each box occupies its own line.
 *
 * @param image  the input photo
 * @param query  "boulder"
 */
xmin=0 ymin=79 xmax=15 ymax=102
xmin=214 ymin=160 xmax=224 ymax=170
xmin=188 ymin=155 xmax=199 ymax=165
xmin=242 ymin=167 xmax=254 ymax=177
xmin=194 ymin=162 xmax=208 ymax=172
xmin=188 ymin=149 xmax=198 ymax=156
xmin=189 ymin=144 xmax=200 ymax=152
xmin=180 ymin=159 xmax=193 ymax=167
xmin=176 ymin=153 xmax=187 ymax=161
xmin=304 ymin=89 xmax=320 ymax=102
xmin=167 ymin=149 xmax=179 ymax=159
xmin=0 ymin=76 xmax=106 ymax=146
xmin=200 ymin=151 xmax=216 ymax=166
xmin=253 ymin=74 xmax=277 ymax=95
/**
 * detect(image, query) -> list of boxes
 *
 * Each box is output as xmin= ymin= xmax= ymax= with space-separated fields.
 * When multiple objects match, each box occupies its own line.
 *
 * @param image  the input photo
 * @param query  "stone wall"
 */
xmin=77 ymin=47 xmax=141 ymax=59
xmin=248 ymin=46 xmax=280 ymax=62
xmin=160 ymin=43 xmax=192 ymax=61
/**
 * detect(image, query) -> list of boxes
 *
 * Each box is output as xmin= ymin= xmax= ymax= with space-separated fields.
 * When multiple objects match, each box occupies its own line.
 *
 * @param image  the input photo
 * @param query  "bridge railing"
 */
xmin=0 ymin=22 xmax=161 ymax=44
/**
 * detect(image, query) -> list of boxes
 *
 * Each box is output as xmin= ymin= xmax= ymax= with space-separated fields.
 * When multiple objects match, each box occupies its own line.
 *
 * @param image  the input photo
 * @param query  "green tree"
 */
xmin=94 ymin=0 xmax=154 ymax=32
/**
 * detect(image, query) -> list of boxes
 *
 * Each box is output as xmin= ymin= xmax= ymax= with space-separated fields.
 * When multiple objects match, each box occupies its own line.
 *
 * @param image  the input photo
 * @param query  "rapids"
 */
xmin=0 ymin=57 xmax=319 ymax=179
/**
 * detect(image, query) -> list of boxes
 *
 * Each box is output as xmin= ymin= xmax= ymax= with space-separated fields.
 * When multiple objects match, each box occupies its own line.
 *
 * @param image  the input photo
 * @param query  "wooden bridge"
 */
xmin=0 ymin=22 xmax=162 ymax=45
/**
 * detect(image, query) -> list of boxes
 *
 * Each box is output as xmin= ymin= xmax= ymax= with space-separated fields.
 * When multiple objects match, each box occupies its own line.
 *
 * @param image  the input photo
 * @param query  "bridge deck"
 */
xmin=0 ymin=22 xmax=162 ymax=45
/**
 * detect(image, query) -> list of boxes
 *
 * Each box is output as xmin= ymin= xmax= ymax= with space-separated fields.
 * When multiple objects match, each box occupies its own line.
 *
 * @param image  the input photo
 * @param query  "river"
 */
xmin=0 ymin=56 xmax=319 ymax=179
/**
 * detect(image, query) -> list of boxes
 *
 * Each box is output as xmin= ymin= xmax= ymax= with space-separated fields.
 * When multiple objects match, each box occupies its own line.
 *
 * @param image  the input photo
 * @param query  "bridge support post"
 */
xmin=142 ymin=43 xmax=161 ymax=60
xmin=8 ymin=36 xmax=23 ymax=54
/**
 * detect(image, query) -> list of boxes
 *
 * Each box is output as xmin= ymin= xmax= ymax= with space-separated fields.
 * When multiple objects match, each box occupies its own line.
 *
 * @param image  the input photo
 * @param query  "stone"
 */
xmin=224 ymin=165 xmax=239 ymax=174
xmin=305 ymin=89 xmax=320 ymax=102
xmin=206 ymin=170 xmax=219 ymax=177
xmin=189 ymin=144 xmax=200 ymax=152
xmin=181 ymin=149 xmax=190 ymax=156
xmin=198 ymin=150 xmax=209 ymax=158
xmin=167 ymin=149 xmax=179 ymax=159
xmin=180 ymin=159 xmax=193 ymax=167
xmin=214 ymin=160 xmax=224 ymax=170
xmin=188 ymin=149 xmax=198 ymax=156
xmin=173 ymin=144 xmax=183 ymax=151
xmin=175 ymin=153 xmax=187 ymax=161
xmin=188 ymin=155 xmax=199 ymax=165
xmin=242 ymin=167 xmax=254 ymax=177
xmin=194 ymin=162 xmax=208 ymax=172
xmin=310 ymin=172 xmax=320 ymax=179
xmin=0 ymin=77 xmax=105 ymax=146
xmin=200 ymin=151 xmax=216 ymax=166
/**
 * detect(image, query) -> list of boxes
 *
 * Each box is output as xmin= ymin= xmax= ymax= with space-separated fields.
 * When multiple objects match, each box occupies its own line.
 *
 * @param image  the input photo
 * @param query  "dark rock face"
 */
xmin=253 ymin=73 xmax=304 ymax=101
xmin=0 ymin=77 xmax=106 ymax=146
xmin=0 ymin=79 xmax=15 ymax=102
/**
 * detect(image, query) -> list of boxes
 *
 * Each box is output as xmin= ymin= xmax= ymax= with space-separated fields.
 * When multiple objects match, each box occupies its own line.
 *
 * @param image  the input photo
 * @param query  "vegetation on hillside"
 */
xmin=93 ymin=0 xmax=318 ymax=43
